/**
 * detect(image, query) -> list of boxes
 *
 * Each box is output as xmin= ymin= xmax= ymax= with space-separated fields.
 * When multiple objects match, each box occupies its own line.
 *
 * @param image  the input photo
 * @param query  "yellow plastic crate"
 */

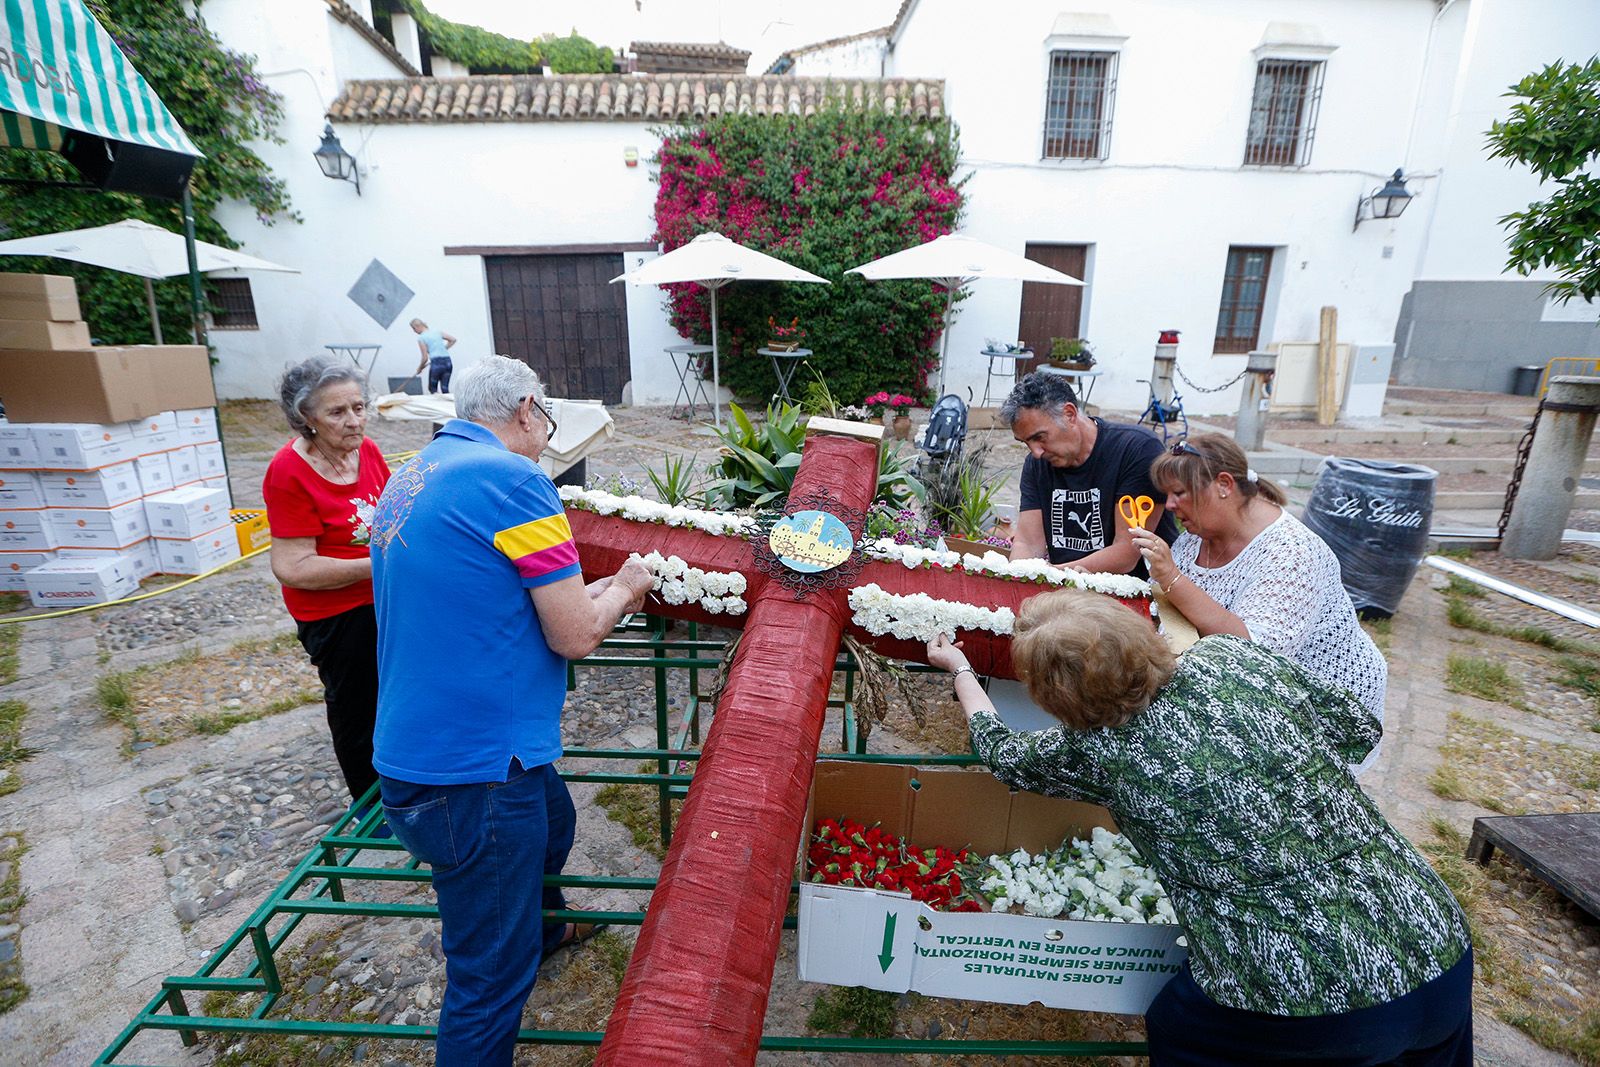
xmin=230 ymin=508 xmax=270 ymax=554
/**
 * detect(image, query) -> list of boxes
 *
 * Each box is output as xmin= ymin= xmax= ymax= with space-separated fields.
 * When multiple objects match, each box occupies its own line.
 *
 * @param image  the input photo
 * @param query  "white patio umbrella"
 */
xmin=611 ymin=232 xmax=829 ymax=426
xmin=846 ymin=234 xmax=1084 ymax=397
xmin=0 ymin=218 xmax=299 ymax=343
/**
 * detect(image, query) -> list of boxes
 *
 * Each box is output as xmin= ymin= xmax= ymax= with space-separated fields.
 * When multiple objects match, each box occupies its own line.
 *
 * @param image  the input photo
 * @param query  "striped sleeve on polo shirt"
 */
xmin=494 ymin=512 xmax=580 ymax=584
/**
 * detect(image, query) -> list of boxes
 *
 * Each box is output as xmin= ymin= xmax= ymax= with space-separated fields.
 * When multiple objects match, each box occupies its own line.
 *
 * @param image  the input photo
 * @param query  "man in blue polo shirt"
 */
xmin=369 ymin=355 xmax=652 ymax=1066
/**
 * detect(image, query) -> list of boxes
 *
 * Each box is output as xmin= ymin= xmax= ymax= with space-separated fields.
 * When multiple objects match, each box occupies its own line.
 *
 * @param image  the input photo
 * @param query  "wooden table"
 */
xmin=1467 ymin=811 xmax=1600 ymax=919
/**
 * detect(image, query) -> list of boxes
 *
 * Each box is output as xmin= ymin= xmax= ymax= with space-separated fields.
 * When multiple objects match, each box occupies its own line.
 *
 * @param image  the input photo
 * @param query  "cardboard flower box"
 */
xmin=145 ymin=485 xmax=230 ymax=540
xmin=0 ymin=549 xmax=54 ymax=589
xmin=797 ymin=762 xmax=1186 ymax=1015
xmin=155 ymin=527 xmax=240 ymax=575
xmin=24 ymin=555 xmax=139 ymax=607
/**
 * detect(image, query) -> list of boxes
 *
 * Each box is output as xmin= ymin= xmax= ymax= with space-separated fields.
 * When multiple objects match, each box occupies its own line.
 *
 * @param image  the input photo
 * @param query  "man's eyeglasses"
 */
xmin=524 ymin=396 xmax=558 ymax=437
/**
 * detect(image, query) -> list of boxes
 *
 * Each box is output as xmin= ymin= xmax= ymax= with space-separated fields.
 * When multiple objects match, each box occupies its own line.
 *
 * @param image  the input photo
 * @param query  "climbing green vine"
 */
xmin=540 ymin=32 xmax=614 ymax=74
xmin=380 ymin=4 xmax=613 ymax=75
xmin=0 ymin=0 xmax=294 ymax=345
xmin=387 ymin=0 xmax=541 ymax=73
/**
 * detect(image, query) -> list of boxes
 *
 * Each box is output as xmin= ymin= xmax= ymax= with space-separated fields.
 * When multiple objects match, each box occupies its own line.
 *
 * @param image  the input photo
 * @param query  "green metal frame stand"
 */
xmin=95 ymin=614 xmax=1147 ymax=1064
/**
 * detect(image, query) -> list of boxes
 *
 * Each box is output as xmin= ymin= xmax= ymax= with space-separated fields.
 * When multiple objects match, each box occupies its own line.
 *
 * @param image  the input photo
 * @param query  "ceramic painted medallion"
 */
xmin=768 ymin=509 xmax=853 ymax=573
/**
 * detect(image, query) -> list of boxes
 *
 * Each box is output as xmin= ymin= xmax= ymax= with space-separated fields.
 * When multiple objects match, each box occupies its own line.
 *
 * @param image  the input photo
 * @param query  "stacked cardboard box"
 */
xmin=0 ymin=273 xmax=89 ymax=349
xmin=0 ymin=272 xmax=215 ymax=426
xmin=0 ymin=273 xmax=231 ymax=602
xmin=145 ymin=482 xmax=239 ymax=574
xmin=0 ymin=408 xmax=234 ymax=601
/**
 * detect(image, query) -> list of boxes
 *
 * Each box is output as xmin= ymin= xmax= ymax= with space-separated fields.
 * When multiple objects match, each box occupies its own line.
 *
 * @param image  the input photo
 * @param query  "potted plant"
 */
xmin=767 ymin=315 xmax=805 ymax=351
xmin=862 ymin=391 xmax=915 ymax=435
xmin=922 ymin=439 xmax=1010 ymax=558
xmin=941 ymin=464 xmax=1008 ymax=558
xmin=863 ymin=391 xmax=893 ymax=422
xmin=887 ymin=394 xmax=916 ymax=440
xmin=1049 ymin=338 xmax=1095 ymax=371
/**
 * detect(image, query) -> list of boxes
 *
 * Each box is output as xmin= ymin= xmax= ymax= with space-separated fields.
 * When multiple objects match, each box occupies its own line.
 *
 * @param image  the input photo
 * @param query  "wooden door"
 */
xmin=1016 ymin=244 xmax=1088 ymax=375
xmin=485 ymin=253 xmax=630 ymax=402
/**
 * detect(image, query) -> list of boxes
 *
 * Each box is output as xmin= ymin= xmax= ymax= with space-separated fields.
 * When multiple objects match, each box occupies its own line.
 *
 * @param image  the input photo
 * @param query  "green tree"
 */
xmin=0 ymin=0 xmax=294 ymax=345
xmin=1486 ymin=57 xmax=1600 ymax=304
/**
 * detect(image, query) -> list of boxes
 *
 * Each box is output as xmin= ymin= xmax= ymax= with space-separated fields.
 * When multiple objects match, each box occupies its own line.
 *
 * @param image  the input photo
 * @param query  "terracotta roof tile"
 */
xmin=326 ymin=75 xmax=945 ymax=125
xmin=324 ymin=0 xmax=421 ymax=77
xmin=629 ymin=41 xmax=752 ymax=61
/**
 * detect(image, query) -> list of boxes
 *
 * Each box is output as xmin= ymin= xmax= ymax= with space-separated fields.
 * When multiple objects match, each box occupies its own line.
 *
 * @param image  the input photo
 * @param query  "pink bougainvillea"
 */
xmin=652 ymin=110 xmax=966 ymax=401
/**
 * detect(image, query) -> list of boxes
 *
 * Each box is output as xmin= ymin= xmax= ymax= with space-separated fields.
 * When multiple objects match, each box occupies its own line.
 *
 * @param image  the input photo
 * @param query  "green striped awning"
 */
xmin=1 ymin=0 xmax=199 ymax=159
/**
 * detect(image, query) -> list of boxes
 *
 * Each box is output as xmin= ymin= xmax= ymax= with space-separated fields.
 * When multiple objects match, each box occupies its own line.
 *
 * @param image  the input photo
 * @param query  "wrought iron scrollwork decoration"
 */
xmin=749 ymin=487 xmax=867 ymax=600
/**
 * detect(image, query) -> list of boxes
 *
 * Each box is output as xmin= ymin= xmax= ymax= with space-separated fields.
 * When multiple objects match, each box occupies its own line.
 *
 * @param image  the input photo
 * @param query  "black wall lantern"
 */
xmin=1353 ymin=169 xmax=1412 ymax=230
xmin=313 ymin=123 xmax=361 ymax=195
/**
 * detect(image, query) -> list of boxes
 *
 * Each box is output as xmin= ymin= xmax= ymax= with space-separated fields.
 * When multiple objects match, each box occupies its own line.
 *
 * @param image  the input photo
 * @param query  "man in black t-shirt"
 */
xmin=1000 ymin=372 xmax=1177 ymax=577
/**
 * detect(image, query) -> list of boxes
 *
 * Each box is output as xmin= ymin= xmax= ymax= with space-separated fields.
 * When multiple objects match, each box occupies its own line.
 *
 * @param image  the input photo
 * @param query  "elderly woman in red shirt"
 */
xmin=262 ymin=357 xmax=392 ymax=802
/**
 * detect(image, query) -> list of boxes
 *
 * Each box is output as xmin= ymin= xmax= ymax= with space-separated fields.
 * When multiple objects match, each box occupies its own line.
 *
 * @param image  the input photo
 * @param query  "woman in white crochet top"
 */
xmin=1129 ymin=435 xmax=1387 ymax=774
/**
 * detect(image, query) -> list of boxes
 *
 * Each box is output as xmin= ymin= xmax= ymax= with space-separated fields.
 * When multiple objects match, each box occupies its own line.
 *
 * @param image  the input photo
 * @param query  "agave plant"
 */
xmin=922 ymin=437 xmax=1003 ymax=539
xmin=644 ymin=452 xmax=702 ymax=506
xmin=703 ymin=401 xmax=805 ymax=510
xmin=703 ymin=399 xmax=925 ymax=512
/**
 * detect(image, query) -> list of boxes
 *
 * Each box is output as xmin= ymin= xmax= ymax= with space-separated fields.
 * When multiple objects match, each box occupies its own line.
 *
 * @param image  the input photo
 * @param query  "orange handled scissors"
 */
xmin=1118 ymin=494 xmax=1155 ymax=531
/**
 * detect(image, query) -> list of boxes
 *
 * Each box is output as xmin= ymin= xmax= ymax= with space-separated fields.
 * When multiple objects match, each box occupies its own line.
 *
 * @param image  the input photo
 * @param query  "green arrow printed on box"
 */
xmin=878 ymin=913 xmax=897 ymax=973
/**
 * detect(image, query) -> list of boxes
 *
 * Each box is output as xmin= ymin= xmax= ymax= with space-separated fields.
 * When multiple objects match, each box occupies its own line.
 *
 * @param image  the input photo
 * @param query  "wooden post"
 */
xmin=1317 ymin=306 xmax=1338 ymax=426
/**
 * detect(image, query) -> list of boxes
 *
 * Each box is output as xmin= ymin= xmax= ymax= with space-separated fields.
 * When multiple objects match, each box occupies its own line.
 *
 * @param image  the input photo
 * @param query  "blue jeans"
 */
xmin=381 ymin=761 xmax=575 ymax=1066
xmin=428 ymin=357 xmax=453 ymax=394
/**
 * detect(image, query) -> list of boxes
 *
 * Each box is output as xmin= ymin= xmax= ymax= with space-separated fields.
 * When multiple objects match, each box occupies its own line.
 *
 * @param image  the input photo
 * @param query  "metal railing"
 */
xmin=95 ymin=614 xmax=1145 ymax=1064
xmin=1539 ymin=356 xmax=1600 ymax=396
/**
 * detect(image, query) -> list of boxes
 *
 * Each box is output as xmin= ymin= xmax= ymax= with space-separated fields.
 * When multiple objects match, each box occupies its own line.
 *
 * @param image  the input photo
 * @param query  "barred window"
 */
xmin=1042 ymin=51 xmax=1117 ymax=160
xmin=1245 ymin=59 xmax=1324 ymax=167
xmin=208 ymin=277 xmax=258 ymax=330
xmin=1214 ymin=247 xmax=1273 ymax=354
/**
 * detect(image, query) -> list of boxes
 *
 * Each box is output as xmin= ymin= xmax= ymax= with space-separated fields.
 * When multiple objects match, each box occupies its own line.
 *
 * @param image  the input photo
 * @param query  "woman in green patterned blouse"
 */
xmin=927 ymin=588 xmax=1473 ymax=1066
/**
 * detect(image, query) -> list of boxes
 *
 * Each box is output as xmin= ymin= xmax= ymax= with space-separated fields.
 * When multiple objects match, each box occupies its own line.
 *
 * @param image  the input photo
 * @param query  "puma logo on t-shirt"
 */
xmin=1051 ymin=487 xmax=1104 ymax=553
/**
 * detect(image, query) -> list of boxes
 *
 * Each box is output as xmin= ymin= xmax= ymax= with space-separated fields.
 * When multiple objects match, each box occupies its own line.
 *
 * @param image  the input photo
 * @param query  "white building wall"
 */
xmin=197 ymin=2 xmax=687 ymax=405
xmin=198 ymin=0 xmax=1599 ymax=410
xmin=211 ymin=121 xmax=677 ymax=402
xmin=1414 ymin=0 xmax=1600 ymax=282
xmin=787 ymin=36 xmax=888 ymax=78
xmin=888 ymin=0 xmax=1452 ymax=414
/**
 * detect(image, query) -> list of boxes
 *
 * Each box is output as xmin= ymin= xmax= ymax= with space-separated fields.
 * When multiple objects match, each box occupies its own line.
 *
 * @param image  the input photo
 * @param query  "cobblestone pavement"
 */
xmin=0 ymin=401 xmax=1591 ymax=1065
